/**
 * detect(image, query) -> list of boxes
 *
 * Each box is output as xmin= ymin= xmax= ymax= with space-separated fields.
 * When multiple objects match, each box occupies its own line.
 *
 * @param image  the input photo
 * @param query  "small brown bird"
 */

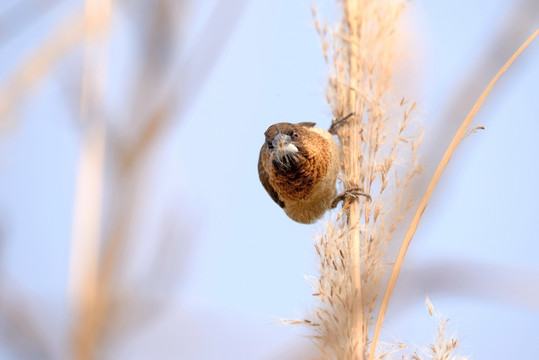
xmin=258 ymin=121 xmax=355 ymax=224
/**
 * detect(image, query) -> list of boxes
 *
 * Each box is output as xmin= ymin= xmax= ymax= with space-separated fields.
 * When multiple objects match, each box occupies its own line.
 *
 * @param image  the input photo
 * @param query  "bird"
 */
xmin=258 ymin=120 xmax=369 ymax=224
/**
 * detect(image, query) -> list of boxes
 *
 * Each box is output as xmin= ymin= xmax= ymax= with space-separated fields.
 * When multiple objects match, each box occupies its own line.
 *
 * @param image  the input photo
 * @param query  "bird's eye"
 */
xmin=267 ymin=141 xmax=274 ymax=149
xmin=292 ymin=131 xmax=299 ymax=139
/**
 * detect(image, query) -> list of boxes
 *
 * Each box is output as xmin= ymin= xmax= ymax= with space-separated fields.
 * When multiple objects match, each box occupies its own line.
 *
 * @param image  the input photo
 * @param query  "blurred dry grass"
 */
xmin=0 ymin=0 xmax=246 ymax=358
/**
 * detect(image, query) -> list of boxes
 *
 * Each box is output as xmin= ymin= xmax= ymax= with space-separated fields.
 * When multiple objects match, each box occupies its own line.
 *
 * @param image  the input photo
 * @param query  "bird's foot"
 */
xmin=331 ymin=187 xmax=371 ymax=209
xmin=329 ymin=112 xmax=354 ymax=135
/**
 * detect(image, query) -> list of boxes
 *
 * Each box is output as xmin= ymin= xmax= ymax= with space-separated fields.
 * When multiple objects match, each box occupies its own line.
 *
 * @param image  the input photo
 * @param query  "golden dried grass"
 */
xmin=302 ymin=1 xmax=421 ymax=359
xmin=408 ymin=297 xmax=468 ymax=360
xmin=305 ymin=1 xmax=539 ymax=360
xmin=0 ymin=0 xmax=249 ymax=354
xmin=69 ymin=2 xmax=111 ymax=358
xmin=1 ymin=1 xmax=191 ymax=358
xmin=370 ymin=27 xmax=539 ymax=358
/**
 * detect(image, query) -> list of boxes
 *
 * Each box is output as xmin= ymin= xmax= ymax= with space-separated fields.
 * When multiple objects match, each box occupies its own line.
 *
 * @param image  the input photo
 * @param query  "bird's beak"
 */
xmin=271 ymin=133 xmax=299 ymax=165
xmin=272 ymin=133 xmax=291 ymax=150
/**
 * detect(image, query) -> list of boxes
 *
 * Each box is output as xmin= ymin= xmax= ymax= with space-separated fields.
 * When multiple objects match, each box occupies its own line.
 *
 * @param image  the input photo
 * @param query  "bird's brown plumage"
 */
xmin=258 ymin=122 xmax=339 ymax=224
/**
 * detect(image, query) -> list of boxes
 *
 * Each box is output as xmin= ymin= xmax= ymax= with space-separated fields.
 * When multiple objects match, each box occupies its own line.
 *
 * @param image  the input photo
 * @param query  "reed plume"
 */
xmin=299 ymin=2 xmax=539 ymax=359
xmin=300 ymin=1 xmax=421 ymax=359
xmin=408 ymin=297 xmax=468 ymax=360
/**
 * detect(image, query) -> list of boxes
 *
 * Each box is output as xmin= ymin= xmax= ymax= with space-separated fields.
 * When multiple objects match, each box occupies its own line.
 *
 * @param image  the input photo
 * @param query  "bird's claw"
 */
xmin=329 ymin=112 xmax=355 ymax=135
xmin=331 ymin=187 xmax=371 ymax=209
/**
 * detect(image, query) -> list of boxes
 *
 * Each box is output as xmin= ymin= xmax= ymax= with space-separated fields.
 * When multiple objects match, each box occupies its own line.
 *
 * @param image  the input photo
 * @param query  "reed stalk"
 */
xmin=303 ymin=1 xmax=421 ymax=359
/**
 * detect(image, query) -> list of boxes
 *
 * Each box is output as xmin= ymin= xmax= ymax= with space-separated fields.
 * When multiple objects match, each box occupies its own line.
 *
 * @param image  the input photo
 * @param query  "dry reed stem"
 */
xmin=1 ymin=0 xmax=241 ymax=357
xmin=344 ymin=0 xmax=364 ymax=352
xmin=306 ymin=2 xmax=421 ymax=359
xmin=70 ymin=124 xmax=107 ymax=359
xmin=427 ymin=0 xmax=539 ymax=171
xmin=71 ymin=2 xmax=189 ymax=358
xmin=369 ymin=28 xmax=539 ymax=359
xmin=66 ymin=0 xmax=238 ymax=356
xmin=70 ymin=2 xmax=111 ymax=358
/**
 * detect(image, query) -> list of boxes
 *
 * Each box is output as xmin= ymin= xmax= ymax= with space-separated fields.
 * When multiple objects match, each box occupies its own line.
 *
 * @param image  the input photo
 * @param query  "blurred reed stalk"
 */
xmin=66 ymin=0 xmax=246 ymax=357
xmin=0 ymin=0 xmax=246 ymax=357
xmin=68 ymin=0 xmax=187 ymax=356
xmin=302 ymin=1 xmax=421 ymax=359
xmin=69 ymin=0 xmax=111 ymax=358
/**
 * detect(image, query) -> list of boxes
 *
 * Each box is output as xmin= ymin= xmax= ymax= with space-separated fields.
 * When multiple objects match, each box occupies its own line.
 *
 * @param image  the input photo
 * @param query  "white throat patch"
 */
xmin=275 ymin=143 xmax=298 ymax=159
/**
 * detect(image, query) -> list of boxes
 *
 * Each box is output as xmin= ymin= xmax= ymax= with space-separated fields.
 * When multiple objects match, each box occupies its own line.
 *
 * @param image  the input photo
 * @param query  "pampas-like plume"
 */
xmin=302 ymin=2 xmax=539 ymax=359
xmin=408 ymin=297 xmax=468 ymax=360
xmin=301 ymin=1 xmax=421 ymax=359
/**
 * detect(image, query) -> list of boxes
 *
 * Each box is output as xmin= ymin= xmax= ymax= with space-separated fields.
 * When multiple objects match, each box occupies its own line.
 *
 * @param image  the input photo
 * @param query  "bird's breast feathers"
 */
xmin=261 ymin=126 xmax=335 ymax=202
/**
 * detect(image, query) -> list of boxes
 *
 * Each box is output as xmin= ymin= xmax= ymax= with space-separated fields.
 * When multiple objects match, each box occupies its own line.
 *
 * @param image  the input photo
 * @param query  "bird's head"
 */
xmin=263 ymin=122 xmax=316 ymax=172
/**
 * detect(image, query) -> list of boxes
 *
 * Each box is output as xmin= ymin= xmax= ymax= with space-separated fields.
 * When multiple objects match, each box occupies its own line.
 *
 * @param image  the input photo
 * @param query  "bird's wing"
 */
xmin=258 ymin=146 xmax=285 ymax=208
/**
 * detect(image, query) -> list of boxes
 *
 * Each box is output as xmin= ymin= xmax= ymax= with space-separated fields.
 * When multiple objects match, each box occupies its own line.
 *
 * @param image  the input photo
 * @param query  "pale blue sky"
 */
xmin=1 ymin=0 xmax=538 ymax=359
